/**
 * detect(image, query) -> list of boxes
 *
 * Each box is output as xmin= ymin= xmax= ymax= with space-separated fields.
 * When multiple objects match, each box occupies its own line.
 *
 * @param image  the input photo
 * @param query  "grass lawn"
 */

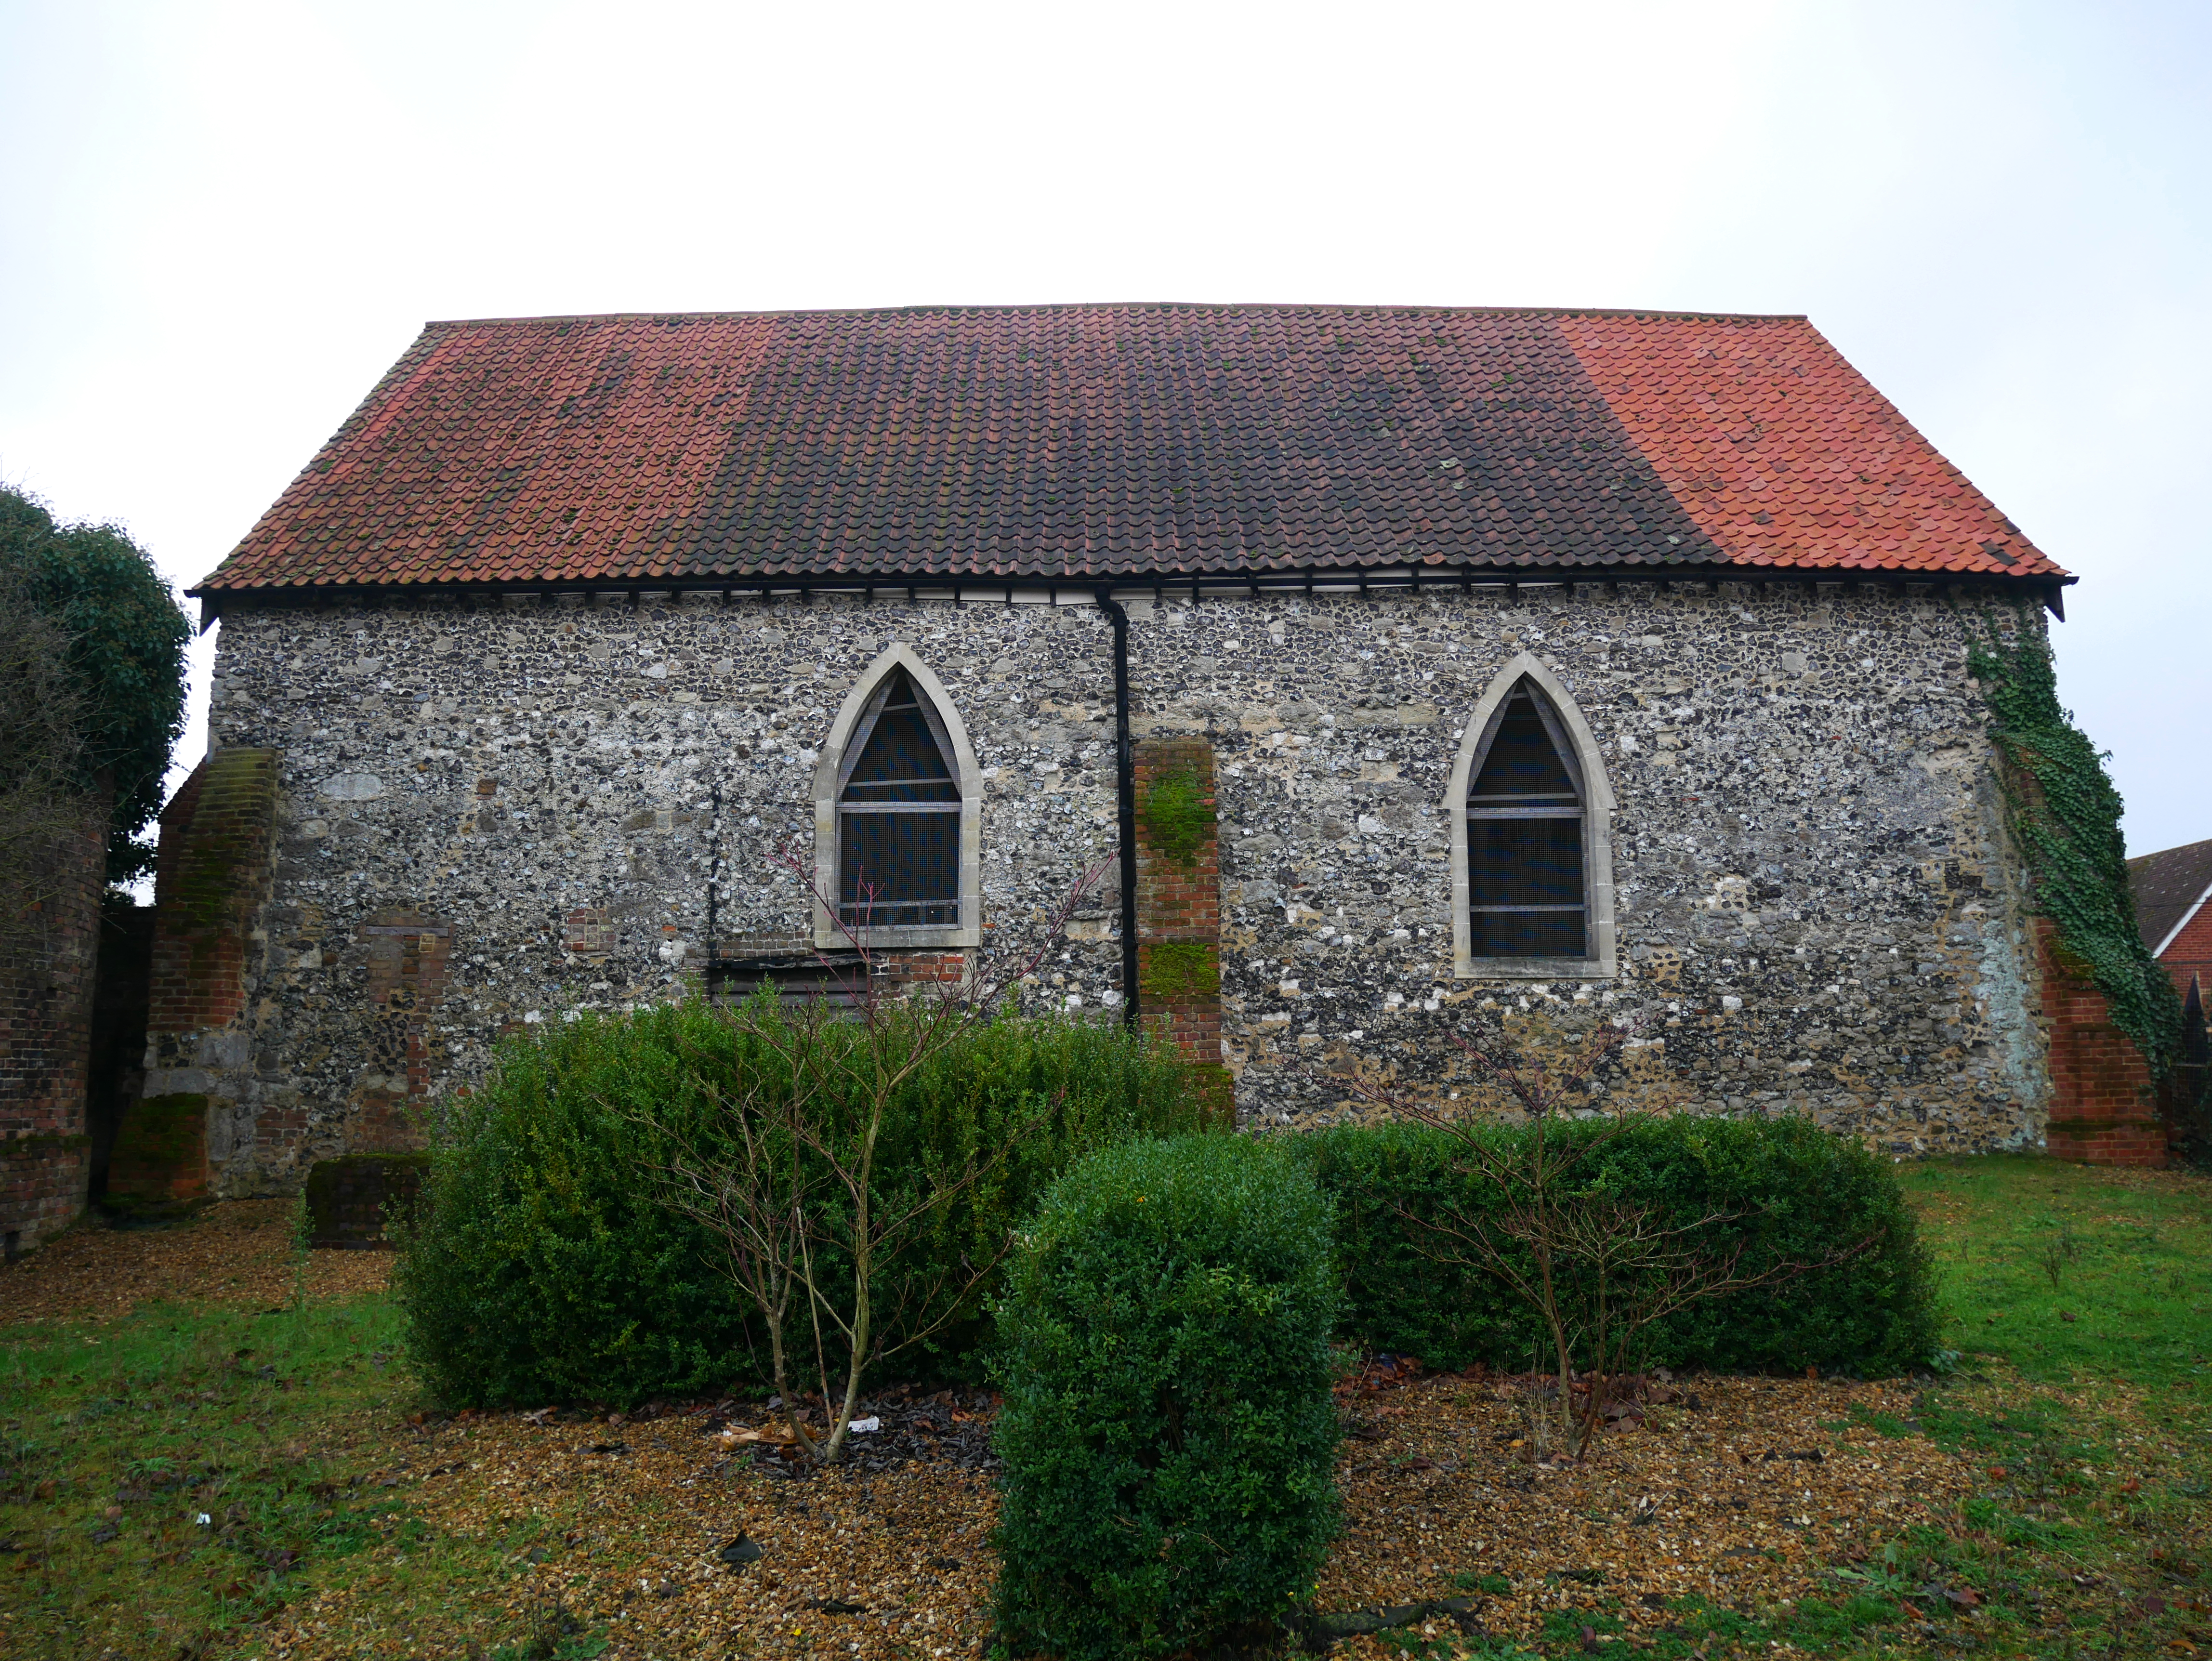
xmin=6 ymin=1155 xmax=2212 ymax=1659
xmin=0 ymin=1214 xmax=643 ymax=1660
xmin=1900 ymin=1153 xmax=2212 ymax=1389
xmin=0 ymin=1293 xmax=415 ymax=1658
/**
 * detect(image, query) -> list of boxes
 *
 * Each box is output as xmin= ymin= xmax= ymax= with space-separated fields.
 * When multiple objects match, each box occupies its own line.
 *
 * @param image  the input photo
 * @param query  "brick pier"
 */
xmin=114 ymin=749 xmax=280 ymax=1204
xmin=2037 ymin=918 xmax=2167 ymax=1166
xmin=1133 ymin=738 xmax=1231 ymax=1123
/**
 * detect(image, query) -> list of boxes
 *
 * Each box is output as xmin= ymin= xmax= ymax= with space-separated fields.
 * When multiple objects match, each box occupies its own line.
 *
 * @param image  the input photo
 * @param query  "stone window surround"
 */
xmin=1448 ymin=651 xmax=1619 ymax=981
xmin=811 ymin=643 xmax=983 ymax=951
xmin=812 ymin=641 xmax=1618 ymax=973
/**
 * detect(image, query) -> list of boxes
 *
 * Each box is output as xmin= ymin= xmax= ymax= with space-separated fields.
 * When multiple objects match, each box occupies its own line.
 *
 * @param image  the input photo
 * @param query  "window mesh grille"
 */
xmin=1469 ymin=692 xmax=1579 ymax=801
xmin=1467 ymin=685 xmax=1587 ymax=958
xmin=837 ymin=669 xmax=960 ymax=925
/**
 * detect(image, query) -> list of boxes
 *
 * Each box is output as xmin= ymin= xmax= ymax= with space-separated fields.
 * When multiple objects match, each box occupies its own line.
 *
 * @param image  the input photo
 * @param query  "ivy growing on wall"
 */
xmin=0 ymin=487 xmax=190 ymax=881
xmin=1968 ymin=610 xmax=2182 ymax=1077
xmin=1141 ymin=765 xmax=1215 ymax=867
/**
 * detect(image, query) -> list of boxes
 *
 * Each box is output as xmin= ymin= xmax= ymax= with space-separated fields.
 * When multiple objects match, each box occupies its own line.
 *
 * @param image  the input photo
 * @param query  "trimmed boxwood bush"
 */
xmin=992 ymin=1136 xmax=1341 ymax=1661
xmin=1286 ymin=1113 xmax=1941 ymax=1377
xmin=393 ymin=1000 xmax=1209 ymax=1409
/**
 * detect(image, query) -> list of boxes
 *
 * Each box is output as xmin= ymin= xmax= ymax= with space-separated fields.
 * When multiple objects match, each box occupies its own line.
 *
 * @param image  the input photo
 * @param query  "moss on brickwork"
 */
xmin=0 ymin=1133 xmax=91 ymax=1160
xmin=108 ymin=1094 xmax=206 ymax=1183
xmin=171 ymin=749 xmax=278 ymax=931
xmin=1140 ymin=941 xmax=1220 ymax=999
xmin=1141 ymin=765 xmax=1214 ymax=867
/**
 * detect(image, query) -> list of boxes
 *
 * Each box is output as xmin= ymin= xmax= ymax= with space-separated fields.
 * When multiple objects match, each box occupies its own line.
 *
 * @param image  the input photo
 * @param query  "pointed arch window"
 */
xmin=1465 ymin=683 xmax=1589 ymax=958
xmin=1449 ymin=655 xmax=1617 ymax=978
xmin=812 ymin=647 xmax=982 ymax=950
xmin=835 ymin=668 xmax=962 ymax=927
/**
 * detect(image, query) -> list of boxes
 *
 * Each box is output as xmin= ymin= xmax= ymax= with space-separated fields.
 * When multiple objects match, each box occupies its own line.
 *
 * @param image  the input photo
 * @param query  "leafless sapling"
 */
xmin=635 ymin=842 xmax=1115 ymax=1463
xmin=1351 ymin=1013 xmax=1864 ymax=1456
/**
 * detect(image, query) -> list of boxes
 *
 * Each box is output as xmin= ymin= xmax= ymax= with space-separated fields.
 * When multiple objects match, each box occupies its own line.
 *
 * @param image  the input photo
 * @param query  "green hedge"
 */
xmin=1286 ymin=1114 xmax=1942 ymax=1377
xmin=393 ymin=1000 xmax=1209 ymax=1410
xmin=992 ymin=1136 xmax=1341 ymax=1661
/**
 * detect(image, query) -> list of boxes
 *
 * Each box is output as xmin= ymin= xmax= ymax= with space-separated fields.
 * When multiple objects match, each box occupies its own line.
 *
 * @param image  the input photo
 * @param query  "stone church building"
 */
xmin=87 ymin=302 xmax=2109 ymax=1219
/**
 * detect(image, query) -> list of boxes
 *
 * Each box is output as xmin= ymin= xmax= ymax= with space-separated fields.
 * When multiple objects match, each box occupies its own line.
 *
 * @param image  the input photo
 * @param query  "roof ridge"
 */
xmin=422 ymin=301 xmax=1816 ymax=329
xmin=2130 ymin=837 xmax=2212 ymax=868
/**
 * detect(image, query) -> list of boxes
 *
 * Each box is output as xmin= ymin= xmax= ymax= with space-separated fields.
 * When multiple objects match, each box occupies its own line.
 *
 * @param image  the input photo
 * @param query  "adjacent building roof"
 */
xmin=193 ymin=303 xmax=2069 ymax=597
xmin=2130 ymin=838 xmax=2212 ymax=959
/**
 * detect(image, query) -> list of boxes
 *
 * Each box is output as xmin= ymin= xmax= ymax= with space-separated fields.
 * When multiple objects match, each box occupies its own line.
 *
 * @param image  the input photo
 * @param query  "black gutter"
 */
xmin=186 ymin=565 xmax=2076 ymax=630
xmin=1095 ymin=588 xmax=1141 ymax=1032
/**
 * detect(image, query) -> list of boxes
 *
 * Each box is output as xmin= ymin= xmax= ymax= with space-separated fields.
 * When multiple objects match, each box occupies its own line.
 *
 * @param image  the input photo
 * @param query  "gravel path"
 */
xmin=249 ymin=1367 xmax=1970 ymax=1659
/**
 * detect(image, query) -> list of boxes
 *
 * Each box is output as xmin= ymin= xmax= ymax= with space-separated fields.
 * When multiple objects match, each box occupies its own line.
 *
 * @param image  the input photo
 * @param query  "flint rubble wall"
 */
xmin=197 ymin=580 xmax=2050 ymax=1191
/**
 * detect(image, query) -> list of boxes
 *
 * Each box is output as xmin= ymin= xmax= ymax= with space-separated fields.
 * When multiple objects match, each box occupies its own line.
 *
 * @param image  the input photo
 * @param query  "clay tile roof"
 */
xmin=193 ymin=303 xmax=2068 ymax=594
xmin=2129 ymin=839 xmax=2212 ymax=957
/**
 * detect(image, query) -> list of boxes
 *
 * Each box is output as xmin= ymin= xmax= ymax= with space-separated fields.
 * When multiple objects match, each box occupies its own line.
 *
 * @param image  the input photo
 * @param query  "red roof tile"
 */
xmin=2130 ymin=838 xmax=2212 ymax=958
xmin=194 ymin=304 xmax=2067 ymax=594
xmin=1557 ymin=316 xmax=2045 ymax=577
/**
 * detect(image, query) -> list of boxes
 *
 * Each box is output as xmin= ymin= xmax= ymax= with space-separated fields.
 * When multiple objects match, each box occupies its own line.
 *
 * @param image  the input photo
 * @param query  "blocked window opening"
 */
xmin=836 ymin=668 xmax=961 ymax=928
xmin=1465 ymin=682 xmax=1588 ymax=959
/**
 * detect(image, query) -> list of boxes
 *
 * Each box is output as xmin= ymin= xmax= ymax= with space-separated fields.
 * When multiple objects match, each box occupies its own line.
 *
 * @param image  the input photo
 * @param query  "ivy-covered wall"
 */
xmin=1967 ymin=622 xmax=2181 ymax=1163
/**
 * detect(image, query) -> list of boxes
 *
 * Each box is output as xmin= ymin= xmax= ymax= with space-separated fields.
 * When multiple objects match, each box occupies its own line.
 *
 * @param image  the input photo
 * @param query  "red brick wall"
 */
xmin=1133 ymin=739 xmax=1226 ymax=1107
xmin=888 ymin=950 xmax=968 ymax=987
xmin=2037 ymin=917 xmax=2167 ymax=1166
xmin=146 ymin=751 xmax=279 ymax=1043
xmin=2159 ymin=904 xmax=2212 ymax=1003
xmin=122 ymin=749 xmax=280 ymax=1203
xmin=566 ymin=906 xmax=615 ymax=959
xmin=0 ymin=782 xmax=110 ymax=1250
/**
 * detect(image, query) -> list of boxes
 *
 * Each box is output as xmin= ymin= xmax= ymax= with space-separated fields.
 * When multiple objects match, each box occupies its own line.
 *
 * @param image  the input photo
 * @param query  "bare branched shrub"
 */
xmin=1349 ymin=1010 xmax=1866 ymax=1457
xmin=630 ymin=844 xmax=1115 ymax=1464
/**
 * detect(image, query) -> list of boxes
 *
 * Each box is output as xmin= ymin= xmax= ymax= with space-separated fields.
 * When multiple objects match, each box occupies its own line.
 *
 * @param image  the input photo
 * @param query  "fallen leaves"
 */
xmin=0 ymin=1200 xmax=389 ymax=1323
xmin=19 ymin=1198 xmax=2182 ymax=1661
xmin=216 ymin=1363 xmax=1977 ymax=1660
xmin=715 ymin=1423 xmax=801 ymax=1448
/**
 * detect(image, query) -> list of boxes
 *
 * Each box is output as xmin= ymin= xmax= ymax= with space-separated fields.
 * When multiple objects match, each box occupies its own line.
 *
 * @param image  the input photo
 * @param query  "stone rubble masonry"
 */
xmin=1134 ymin=738 xmax=1226 ymax=1092
xmin=197 ymin=578 xmax=2063 ymax=1184
xmin=353 ymin=915 xmax=446 ymax=1153
xmin=127 ymin=748 xmax=280 ymax=1201
xmin=0 ymin=783 xmax=110 ymax=1252
xmin=2034 ymin=918 xmax=2166 ymax=1167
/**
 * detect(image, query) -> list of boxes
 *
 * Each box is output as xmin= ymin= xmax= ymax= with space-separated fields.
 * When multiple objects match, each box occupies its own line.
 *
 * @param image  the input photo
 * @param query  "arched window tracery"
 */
xmin=835 ymin=668 xmax=961 ymax=927
xmin=1448 ymin=653 xmax=1617 ymax=978
xmin=811 ymin=646 xmax=981 ymax=949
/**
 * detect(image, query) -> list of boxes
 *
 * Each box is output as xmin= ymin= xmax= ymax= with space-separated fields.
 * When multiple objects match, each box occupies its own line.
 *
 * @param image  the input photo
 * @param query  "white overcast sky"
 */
xmin=3 ymin=0 xmax=2206 ymax=855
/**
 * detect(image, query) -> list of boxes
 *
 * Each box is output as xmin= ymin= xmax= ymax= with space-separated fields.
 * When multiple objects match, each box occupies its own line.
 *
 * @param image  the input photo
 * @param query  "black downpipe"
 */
xmin=1096 ymin=588 xmax=1141 ymax=1031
